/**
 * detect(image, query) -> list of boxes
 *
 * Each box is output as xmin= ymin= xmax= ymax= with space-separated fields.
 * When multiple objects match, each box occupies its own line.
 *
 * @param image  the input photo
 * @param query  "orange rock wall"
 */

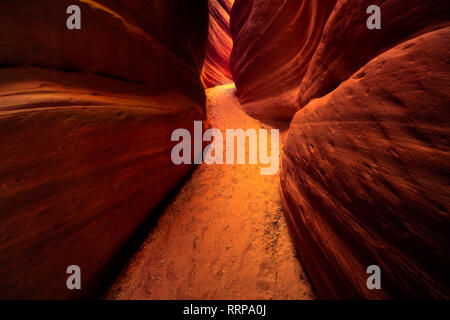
xmin=230 ymin=0 xmax=337 ymax=120
xmin=0 ymin=0 xmax=208 ymax=299
xmin=279 ymin=1 xmax=450 ymax=298
xmin=297 ymin=0 xmax=450 ymax=108
xmin=201 ymin=0 xmax=234 ymax=88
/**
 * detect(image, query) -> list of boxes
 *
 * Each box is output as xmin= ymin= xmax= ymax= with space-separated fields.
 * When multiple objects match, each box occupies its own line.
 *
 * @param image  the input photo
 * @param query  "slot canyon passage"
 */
xmin=0 ymin=0 xmax=449 ymax=300
xmin=105 ymin=84 xmax=315 ymax=299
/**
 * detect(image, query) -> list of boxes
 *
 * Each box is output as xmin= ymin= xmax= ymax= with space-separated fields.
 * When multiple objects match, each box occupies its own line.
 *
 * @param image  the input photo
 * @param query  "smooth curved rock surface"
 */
xmin=297 ymin=0 xmax=450 ymax=108
xmin=201 ymin=0 xmax=234 ymax=88
xmin=281 ymin=27 xmax=450 ymax=299
xmin=0 ymin=0 xmax=208 ymax=299
xmin=0 ymin=0 xmax=208 ymax=103
xmin=230 ymin=0 xmax=336 ymax=120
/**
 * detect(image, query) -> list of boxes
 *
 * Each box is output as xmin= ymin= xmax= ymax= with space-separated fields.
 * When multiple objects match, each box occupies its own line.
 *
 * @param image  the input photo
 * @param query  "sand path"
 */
xmin=105 ymin=84 xmax=315 ymax=299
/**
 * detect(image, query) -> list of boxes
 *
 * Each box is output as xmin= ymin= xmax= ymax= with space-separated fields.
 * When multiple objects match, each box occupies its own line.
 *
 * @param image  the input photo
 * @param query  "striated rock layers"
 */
xmin=230 ymin=0 xmax=337 ymax=120
xmin=297 ymin=0 xmax=450 ymax=109
xmin=280 ymin=1 xmax=450 ymax=299
xmin=201 ymin=0 xmax=234 ymax=88
xmin=0 ymin=0 xmax=208 ymax=299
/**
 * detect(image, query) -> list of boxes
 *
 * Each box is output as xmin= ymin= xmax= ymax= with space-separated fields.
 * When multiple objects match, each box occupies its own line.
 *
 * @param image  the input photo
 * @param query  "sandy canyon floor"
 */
xmin=105 ymin=84 xmax=315 ymax=299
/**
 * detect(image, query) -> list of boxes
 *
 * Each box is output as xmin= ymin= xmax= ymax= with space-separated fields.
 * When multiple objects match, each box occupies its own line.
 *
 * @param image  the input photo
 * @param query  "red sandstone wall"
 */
xmin=230 ymin=0 xmax=337 ymax=120
xmin=297 ymin=0 xmax=450 ymax=109
xmin=279 ymin=1 xmax=450 ymax=298
xmin=201 ymin=0 xmax=234 ymax=88
xmin=0 ymin=0 xmax=208 ymax=299
xmin=1 ymin=0 xmax=449 ymax=301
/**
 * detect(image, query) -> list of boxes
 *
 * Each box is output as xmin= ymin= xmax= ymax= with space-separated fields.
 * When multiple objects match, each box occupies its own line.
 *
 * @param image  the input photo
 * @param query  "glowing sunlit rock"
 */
xmin=230 ymin=0 xmax=337 ymax=120
xmin=201 ymin=0 xmax=234 ymax=88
